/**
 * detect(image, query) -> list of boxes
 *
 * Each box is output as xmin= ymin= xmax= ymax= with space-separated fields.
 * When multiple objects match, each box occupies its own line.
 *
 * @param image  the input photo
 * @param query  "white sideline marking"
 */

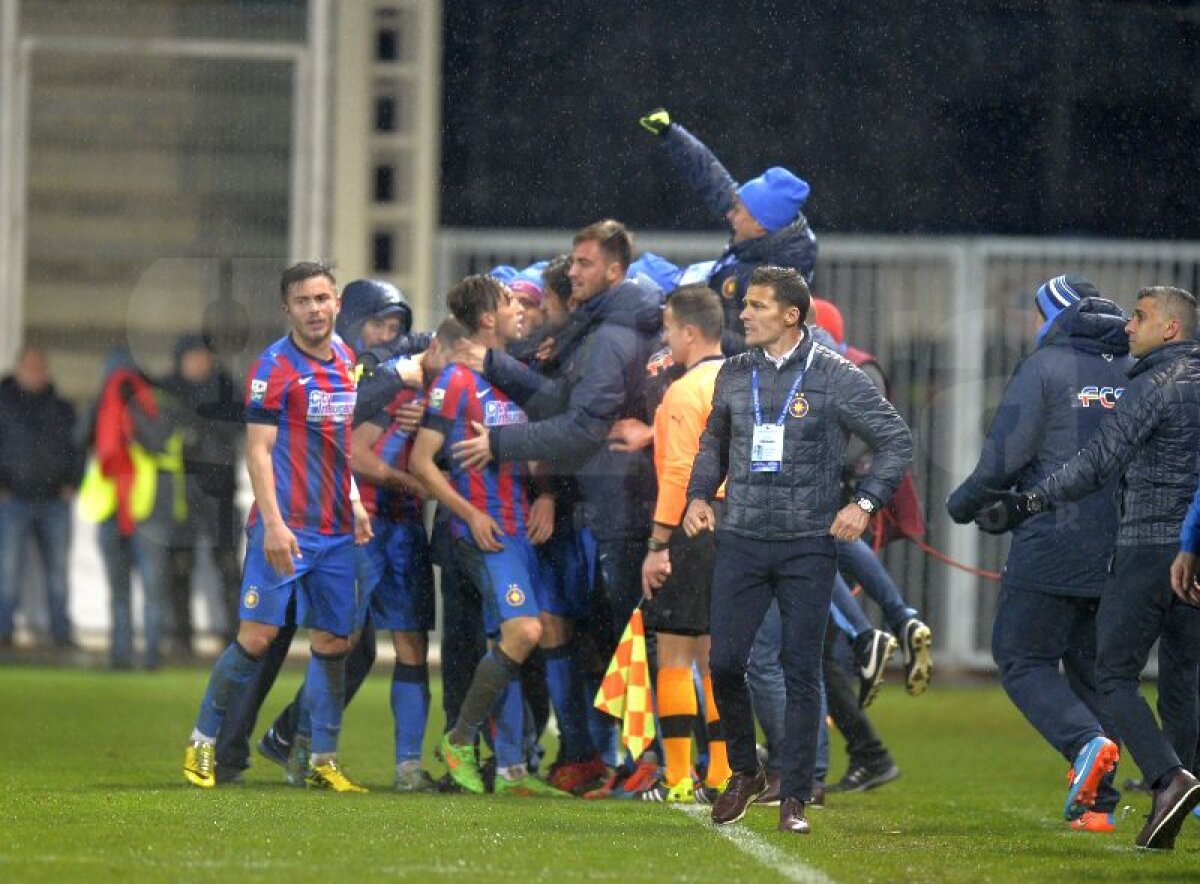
xmin=672 ymin=804 xmax=835 ymax=883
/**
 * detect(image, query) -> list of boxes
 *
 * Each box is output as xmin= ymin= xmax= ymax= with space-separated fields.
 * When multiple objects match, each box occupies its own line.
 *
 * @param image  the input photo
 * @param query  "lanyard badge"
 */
xmin=750 ymin=345 xmax=815 ymax=473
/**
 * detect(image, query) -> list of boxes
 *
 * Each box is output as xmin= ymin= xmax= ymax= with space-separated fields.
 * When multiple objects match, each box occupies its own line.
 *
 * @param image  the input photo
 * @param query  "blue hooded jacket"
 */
xmin=947 ymin=298 xmax=1132 ymax=596
xmin=659 ymin=123 xmax=818 ymax=355
xmin=482 ymin=278 xmax=664 ymax=540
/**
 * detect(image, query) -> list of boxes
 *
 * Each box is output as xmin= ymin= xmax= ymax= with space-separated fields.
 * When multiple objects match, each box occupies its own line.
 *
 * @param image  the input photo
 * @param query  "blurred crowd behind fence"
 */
xmin=8 ymin=231 xmax=1200 ymax=670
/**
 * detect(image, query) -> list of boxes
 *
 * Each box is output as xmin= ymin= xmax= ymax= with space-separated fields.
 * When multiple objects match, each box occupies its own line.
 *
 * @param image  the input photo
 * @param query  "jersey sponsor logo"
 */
xmin=243 ymin=587 xmax=260 ymax=609
xmin=789 ymin=394 xmax=810 ymax=419
xmin=504 ymin=584 xmax=526 ymax=607
xmin=430 ymin=387 xmax=446 ymax=410
xmin=483 ymin=400 xmax=527 ymax=427
xmin=250 ymin=379 xmax=268 ymax=403
xmin=1075 ymin=386 xmax=1124 ymax=409
xmin=307 ymin=389 xmax=356 ymax=423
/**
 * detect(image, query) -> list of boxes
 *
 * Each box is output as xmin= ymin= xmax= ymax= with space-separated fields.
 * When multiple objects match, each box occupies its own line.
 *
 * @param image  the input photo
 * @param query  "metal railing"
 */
xmin=438 ymin=229 xmax=1200 ymax=668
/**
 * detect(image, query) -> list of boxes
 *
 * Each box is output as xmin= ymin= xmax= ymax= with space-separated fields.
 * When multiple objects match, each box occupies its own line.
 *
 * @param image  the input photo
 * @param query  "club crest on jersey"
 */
xmin=721 ymin=276 xmax=739 ymax=300
xmin=1075 ymin=386 xmax=1124 ymax=409
xmin=789 ymin=394 xmax=810 ymax=419
xmin=250 ymin=379 xmax=268 ymax=403
xmin=504 ymin=584 xmax=526 ymax=607
xmin=243 ymin=587 xmax=260 ymax=609
xmin=483 ymin=400 xmax=527 ymax=427
xmin=307 ymin=389 xmax=356 ymax=423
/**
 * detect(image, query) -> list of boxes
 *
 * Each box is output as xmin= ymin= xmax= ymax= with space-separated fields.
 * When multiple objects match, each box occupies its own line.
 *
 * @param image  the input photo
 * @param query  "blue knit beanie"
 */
xmin=627 ymin=252 xmax=681 ymax=294
xmin=736 ymin=167 xmax=810 ymax=233
xmin=1035 ymin=274 xmax=1100 ymax=343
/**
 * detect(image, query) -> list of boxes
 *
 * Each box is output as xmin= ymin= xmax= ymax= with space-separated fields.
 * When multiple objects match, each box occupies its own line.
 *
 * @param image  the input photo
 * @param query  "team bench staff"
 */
xmin=682 ymin=265 xmax=913 ymax=834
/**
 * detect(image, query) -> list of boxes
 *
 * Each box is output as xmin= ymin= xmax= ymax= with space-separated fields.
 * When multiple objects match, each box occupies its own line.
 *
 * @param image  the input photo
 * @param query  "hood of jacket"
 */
xmin=577 ymin=277 xmax=664 ymax=335
xmin=1128 ymin=339 xmax=1200 ymax=380
xmin=1040 ymin=297 xmax=1130 ymax=356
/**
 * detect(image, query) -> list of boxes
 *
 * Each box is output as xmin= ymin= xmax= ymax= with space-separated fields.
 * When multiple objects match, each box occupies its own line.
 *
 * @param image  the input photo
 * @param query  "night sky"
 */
xmin=441 ymin=0 xmax=1200 ymax=238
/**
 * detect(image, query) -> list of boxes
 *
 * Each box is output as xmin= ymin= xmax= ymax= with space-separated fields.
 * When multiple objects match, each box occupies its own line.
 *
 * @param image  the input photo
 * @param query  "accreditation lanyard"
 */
xmin=750 ymin=345 xmax=815 ymax=473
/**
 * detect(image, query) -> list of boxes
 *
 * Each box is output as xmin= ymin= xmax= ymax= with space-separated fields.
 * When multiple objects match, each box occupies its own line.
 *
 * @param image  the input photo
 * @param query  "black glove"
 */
xmin=638 ymin=107 xmax=671 ymax=136
xmin=946 ymin=485 xmax=984 ymax=524
xmin=974 ymin=491 xmax=1043 ymax=535
xmin=356 ymin=345 xmax=396 ymax=377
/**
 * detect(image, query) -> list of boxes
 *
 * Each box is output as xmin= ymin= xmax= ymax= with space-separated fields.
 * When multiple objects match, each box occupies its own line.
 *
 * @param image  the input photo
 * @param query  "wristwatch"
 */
xmin=854 ymin=495 xmax=877 ymax=515
xmin=1025 ymin=492 xmax=1045 ymax=515
xmin=647 ymin=537 xmax=670 ymax=552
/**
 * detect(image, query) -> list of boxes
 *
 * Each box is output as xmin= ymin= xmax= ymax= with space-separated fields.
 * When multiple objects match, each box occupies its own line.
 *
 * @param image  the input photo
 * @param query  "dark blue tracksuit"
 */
xmin=948 ymin=298 xmax=1132 ymax=809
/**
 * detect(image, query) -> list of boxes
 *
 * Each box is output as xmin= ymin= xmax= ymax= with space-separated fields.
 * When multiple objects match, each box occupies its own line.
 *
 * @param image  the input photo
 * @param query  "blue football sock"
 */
xmin=491 ymin=675 xmax=526 ymax=769
xmin=194 ymin=641 xmax=262 ymax=739
xmin=543 ymin=642 xmax=593 ymax=761
xmin=391 ymin=662 xmax=430 ymax=765
xmin=306 ymin=649 xmax=346 ymax=755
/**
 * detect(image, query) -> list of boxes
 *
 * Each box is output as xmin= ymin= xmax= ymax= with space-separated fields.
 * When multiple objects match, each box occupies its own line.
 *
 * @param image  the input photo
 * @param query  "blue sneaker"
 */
xmin=1064 ymin=736 xmax=1120 ymax=820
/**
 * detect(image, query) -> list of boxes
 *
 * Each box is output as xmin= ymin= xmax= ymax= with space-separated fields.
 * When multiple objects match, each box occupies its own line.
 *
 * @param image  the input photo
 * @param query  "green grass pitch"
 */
xmin=1 ymin=665 xmax=1196 ymax=882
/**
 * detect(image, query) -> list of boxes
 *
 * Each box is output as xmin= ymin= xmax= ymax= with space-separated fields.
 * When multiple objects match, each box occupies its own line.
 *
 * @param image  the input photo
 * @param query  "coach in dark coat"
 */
xmin=948 ymin=280 xmax=1131 ymax=827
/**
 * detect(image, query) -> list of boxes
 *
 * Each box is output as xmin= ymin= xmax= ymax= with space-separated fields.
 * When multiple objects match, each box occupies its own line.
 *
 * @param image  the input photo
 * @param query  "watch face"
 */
xmin=856 ymin=497 xmax=875 ymax=514
xmin=1027 ymin=494 xmax=1043 ymax=514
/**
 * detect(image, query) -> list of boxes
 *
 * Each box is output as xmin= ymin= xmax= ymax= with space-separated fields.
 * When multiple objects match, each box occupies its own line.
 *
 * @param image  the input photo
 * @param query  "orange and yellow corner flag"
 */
xmin=593 ymin=608 xmax=655 ymax=758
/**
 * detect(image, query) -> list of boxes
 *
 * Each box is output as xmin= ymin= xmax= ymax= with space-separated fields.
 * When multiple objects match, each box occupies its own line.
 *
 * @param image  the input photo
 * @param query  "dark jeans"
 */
xmin=992 ymin=584 xmax=1117 ymax=772
xmin=824 ymin=623 xmax=892 ymax=772
xmin=98 ymin=504 xmax=170 ymax=669
xmin=709 ymin=531 xmax=835 ymax=802
xmin=1096 ymin=543 xmax=1200 ymax=789
xmin=430 ymin=518 xmax=484 ymax=730
xmin=0 ymin=496 xmax=72 ymax=643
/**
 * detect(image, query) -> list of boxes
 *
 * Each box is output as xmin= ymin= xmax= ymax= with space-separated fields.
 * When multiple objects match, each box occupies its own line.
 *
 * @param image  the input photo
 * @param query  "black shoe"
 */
xmin=853 ymin=629 xmax=898 ymax=709
xmin=778 ymin=797 xmax=811 ymax=834
xmin=898 ymin=618 xmax=933 ymax=696
xmin=215 ymin=765 xmax=245 ymax=785
xmin=434 ymin=771 xmax=465 ymax=794
xmin=828 ymin=762 xmax=902 ymax=793
xmin=711 ymin=770 xmax=767 ymax=825
xmin=1136 ymin=769 xmax=1200 ymax=850
xmin=755 ymin=771 xmax=781 ymax=806
xmin=256 ymin=727 xmax=290 ymax=769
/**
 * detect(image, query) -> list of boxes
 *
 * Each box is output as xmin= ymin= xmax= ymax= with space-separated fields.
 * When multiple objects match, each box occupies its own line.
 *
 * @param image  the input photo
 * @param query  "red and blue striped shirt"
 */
xmin=360 ymin=386 xmax=424 ymax=524
xmin=423 ymin=363 xmax=529 ymax=539
xmin=244 ymin=333 xmax=358 ymax=535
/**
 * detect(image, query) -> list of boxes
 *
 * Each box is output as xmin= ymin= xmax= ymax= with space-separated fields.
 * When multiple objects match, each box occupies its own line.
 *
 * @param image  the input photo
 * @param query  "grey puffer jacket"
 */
xmin=1035 ymin=340 xmax=1200 ymax=547
xmin=687 ymin=330 xmax=913 ymax=540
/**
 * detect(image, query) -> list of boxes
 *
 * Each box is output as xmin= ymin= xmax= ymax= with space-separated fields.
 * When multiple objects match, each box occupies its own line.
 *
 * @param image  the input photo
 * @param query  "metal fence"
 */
xmin=438 ymin=229 xmax=1200 ymax=669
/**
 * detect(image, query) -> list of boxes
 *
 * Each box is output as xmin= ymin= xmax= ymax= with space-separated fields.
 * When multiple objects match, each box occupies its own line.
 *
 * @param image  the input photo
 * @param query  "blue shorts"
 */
xmin=240 ymin=523 xmax=358 ymax=637
xmin=535 ymin=526 xmax=588 ymax=621
xmin=454 ymin=535 xmax=542 ymax=638
xmin=357 ymin=518 xmax=435 ymax=632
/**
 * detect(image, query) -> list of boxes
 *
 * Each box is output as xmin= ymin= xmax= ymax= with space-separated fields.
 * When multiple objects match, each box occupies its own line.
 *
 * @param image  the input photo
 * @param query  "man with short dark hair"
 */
xmin=684 ymin=265 xmax=912 ymax=834
xmin=0 ymin=346 xmax=82 ymax=650
xmin=983 ymin=285 xmax=1200 ymax=850
xmin=183 ymin=262 xmax=371 ymax=793
xmin=451 ymin=219 xmax=664 ymax=794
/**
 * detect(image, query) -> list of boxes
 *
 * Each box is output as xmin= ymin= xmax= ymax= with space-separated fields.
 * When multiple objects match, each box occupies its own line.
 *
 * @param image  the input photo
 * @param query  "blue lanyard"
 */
xmin=752 ymin=344 xmax=815 ymax=427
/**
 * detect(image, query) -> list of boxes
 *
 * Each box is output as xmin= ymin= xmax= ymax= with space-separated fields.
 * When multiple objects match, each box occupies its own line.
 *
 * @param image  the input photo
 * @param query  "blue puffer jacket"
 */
xmin=947 ymin=298 xmax=1132 ymax=596
xmin=1034 ymin=336 xmax=1200 ymax=549
xmin=660 ymin=123 xmax=818 ymax=355
xmin=483 ymin=278 xmax=664 ymax=540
